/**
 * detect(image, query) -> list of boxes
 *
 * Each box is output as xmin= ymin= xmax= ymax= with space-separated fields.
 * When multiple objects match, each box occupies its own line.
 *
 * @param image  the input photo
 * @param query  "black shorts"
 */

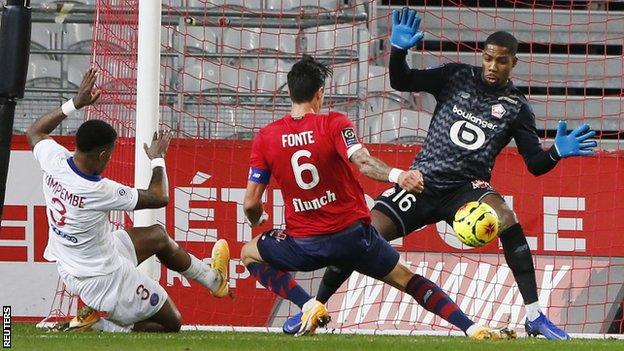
xmin=372 ymin=180 xmax=497 ymax=236
xmin=257 ymin=221 xmax=400 ymax=280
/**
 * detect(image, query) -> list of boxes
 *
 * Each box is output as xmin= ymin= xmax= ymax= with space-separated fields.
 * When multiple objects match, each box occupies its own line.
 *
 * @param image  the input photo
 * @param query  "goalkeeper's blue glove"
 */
xmin=554 ymin=120 xmax=597 ymax=158
xmin=390 ymin=7 xmax=425 ymax=50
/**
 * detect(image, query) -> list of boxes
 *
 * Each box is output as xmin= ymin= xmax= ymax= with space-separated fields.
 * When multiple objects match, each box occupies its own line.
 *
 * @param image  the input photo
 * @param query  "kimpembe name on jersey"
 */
xmin=45 ymin=173 xmax=86 ymax=208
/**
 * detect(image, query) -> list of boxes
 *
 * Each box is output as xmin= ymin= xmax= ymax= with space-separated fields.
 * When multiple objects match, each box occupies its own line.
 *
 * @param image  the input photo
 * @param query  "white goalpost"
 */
xmin=135 ymin=0 xmax=163 ymax=280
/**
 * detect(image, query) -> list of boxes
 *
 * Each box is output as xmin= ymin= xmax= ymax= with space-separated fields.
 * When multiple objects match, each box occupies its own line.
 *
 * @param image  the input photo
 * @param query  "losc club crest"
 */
xmin=471 ymin=179 xmax=492 ymax=190
xmin=382 ymin=187 xmax=397 ymax=197
xmin=491 ymin=104 xmax=506 ymax=119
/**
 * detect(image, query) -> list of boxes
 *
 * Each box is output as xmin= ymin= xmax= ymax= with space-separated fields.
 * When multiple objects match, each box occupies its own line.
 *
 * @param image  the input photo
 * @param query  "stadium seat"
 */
xmin=334 ymin=64 xmax=391 ymax=96
xmin=254 ymin=59 xmax=292 ymax=93
xmin=530 ymin=95 xmax=622 ymax=132
xmin=26 ymin=58 xmax=62 ymax=88
xmin=177 ymin=105 xmax=235 ymax=139
xmin=181 ymin=60 xmax=255 ymax=106
xmin=324 ymin=61 xmax=350 ymax=94
xmin=233 ymin=108 xmax=275 ymax=138
xmin=187 ymin=0 xmax=256 ymax=9
xmin=376 ymin=6 xmax=623 ymax=46
xmin=62 ymin=23 xmax=93 ymax=50
xmin=325 ymin=99 xmax=359 ymax=116
xmin=264 ymin=0 xmax=341 ymax=11
xmin=363 ymin=109 xmax=432 ymax=144
xmin=68 ymin=54 xmax=128 ymax=91
xmin=66 ymin=55 xmax=92 ymax=87
xmin=14 ymin=96 xmax=76 ymax=134
xmin=222 ymin=27 xmax=299 ymax=54
xmin=363 ymin=94 xmax=404 ymax=114
xmin=161 ymin=0 xmax=184 ymax=8
xmin=182 ymin=26 xmax=221 ymax=54
xmin=238 ymin=57 xmax=294 ymax=72
xmin=30 ymin=0 xmax=94 ymax=4
xmin=413 ymin=51 xmax=622 ymax=90
xmin=181 ymin=105 xmax=276 ymax=139
xmin=303 ymin=24 xmax=364 ymax=56
xmin=23 ymin=57 xmax=81 ymax=135
xmin=256 ymin=70 xmax=288 ymax=94
xmin=211 ymin=106 xmax=239 ymax=139
xmin=161 ymin=26 xmax=176 ymax=51
xmin=67 ymin=54 xmax=153 ymax=93
xmin=30 ymin=23 xmax=62 ymax=50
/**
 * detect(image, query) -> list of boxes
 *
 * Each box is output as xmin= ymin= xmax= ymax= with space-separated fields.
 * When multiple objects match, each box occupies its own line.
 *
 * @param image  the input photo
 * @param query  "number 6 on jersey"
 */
xmin=291 ymin=150 xmax=319 ymax=190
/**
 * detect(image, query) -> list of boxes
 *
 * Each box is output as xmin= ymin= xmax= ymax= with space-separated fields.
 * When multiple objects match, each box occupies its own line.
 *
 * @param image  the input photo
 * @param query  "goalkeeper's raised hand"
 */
xmin=390 ymin=7 xmax=425 ymax=50
xmin=554 ymin=120 xmax=597 ymax=158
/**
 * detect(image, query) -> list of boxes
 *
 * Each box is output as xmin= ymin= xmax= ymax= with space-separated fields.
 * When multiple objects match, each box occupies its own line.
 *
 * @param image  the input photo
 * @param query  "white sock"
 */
xmin=181 ymin=254 xmax=220 ymax=292
xmin=465 ymin=324 xmax=481 ymax=337
xmin=525 ymin=301 xmax=542 ymax=321
xmin=92 ymin=318 xmax=132 ymax=333
xmin=301 ymin=298 xmax=321 ymax=312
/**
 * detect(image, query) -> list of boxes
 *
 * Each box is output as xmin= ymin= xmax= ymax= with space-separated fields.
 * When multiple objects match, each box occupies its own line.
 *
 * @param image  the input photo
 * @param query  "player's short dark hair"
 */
xmin=75 ymin=119 xmax=117 ymax=152
xmin=485 ymin=31 xmax=518 ymax=56
xmin=287 ymin=55 xmax=332 ymax=103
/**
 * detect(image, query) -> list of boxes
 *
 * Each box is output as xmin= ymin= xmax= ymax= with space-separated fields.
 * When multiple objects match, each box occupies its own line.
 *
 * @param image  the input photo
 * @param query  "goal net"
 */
xmin=44 ymin=0 xmax=624 ymax=336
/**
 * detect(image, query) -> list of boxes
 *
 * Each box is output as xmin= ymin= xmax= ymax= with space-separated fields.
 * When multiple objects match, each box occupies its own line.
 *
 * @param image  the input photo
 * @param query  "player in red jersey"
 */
xmin=240 ymin=55 xmax=515 ymax=339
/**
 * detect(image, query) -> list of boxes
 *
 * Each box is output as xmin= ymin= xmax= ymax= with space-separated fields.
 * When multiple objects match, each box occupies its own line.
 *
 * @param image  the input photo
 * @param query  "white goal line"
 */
xmin=180 ymin=325 xmax=624 ymax=339
xmin=35 ymin=321 xmax=624 ymax=339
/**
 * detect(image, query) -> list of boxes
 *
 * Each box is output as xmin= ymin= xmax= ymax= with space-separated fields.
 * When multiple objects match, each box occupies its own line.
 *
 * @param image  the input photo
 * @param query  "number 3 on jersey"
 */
xmin=291 ymin=150 xmax=319 ymax=190
xmin=49 ymin=197 xmax=67 ymax=227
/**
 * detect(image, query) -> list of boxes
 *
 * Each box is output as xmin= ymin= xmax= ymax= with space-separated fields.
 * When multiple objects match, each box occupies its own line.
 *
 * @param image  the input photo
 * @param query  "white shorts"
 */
xmin=58 ymin=229 xmax=168 ymax=327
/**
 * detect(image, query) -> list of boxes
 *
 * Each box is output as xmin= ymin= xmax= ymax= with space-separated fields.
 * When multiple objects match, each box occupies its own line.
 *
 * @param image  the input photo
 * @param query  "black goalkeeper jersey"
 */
xmin=389 ymin=48 xmax=560 ymax=189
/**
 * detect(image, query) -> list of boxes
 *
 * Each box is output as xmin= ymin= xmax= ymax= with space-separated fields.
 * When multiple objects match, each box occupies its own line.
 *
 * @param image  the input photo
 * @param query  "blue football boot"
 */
xmin=282 ymin=312 xmax=303 ymax=335
xmin=525 ymin=312 xmax=571 ymax=340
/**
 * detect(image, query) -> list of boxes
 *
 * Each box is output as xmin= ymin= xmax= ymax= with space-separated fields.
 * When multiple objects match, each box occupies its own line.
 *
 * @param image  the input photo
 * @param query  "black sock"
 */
xmin=499 ymin=223 xmax=538 ymax=304
xmin=316 ymin=265 xmax=353 ymax=304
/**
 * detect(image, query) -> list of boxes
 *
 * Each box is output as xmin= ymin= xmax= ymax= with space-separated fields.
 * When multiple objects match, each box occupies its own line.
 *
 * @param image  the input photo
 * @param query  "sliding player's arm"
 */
xmin=26 ymin=68 xmax=100 ymax=149
xmin=94 ymin=131 xmax=173 ymax=212
xmin=350 ymin=147 xmax=424 ymax=193
xmin=135 ymin=131 xmax=174 ymax=210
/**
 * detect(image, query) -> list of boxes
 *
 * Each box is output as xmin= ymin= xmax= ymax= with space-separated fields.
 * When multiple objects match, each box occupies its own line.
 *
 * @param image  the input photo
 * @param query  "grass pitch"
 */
xmin=10 ymin=323 xmax=624 ymax=351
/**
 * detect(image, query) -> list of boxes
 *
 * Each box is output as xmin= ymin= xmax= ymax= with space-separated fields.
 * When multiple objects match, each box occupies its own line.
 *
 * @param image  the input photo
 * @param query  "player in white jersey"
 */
xmin=26 ymin=68 xmax=231 ymax=332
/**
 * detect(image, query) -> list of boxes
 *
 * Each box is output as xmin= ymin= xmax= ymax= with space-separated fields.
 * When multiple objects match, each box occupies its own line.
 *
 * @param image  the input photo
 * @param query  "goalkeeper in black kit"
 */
xmin=282 ymin=7 xmax=597 ymax=340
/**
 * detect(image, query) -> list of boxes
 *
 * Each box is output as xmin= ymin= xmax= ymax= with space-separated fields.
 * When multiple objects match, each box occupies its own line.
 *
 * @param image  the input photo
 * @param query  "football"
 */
xmin=452 ymin=201 xmax=500 ymax=247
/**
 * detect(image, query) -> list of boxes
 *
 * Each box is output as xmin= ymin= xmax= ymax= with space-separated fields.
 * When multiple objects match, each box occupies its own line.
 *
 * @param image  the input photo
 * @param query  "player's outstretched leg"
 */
xmin=482 ymin=194 xmax=570 ymax=340
xmin=283 ymin=265 xmax=352 ymax=334
xmin=60 ymin=306 xmax=103 ymax=332
xmin=55 ymin=306 xmax=131 ymax=333
xmin=126 ymin=225 xmax=230 ymax=298
xmin=63 ymin=295 xmax=183 ymax=333
xmin=283 ymin=210 xmax=399 ymax=335
xmin=382 ymin=261 xmax=516 ymax=340
xmin=357 ymin=220 xmax=515 ymax=340
xmin=132 ymin=297 xmax=182 ymax=332
xmin=241 ymin=232 xmax=330 ymax=336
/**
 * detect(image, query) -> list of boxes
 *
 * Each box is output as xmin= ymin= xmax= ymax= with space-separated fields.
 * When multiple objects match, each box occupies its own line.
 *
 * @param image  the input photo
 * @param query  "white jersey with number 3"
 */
xmin=33 ymin=139 xmax=138 ymax=278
